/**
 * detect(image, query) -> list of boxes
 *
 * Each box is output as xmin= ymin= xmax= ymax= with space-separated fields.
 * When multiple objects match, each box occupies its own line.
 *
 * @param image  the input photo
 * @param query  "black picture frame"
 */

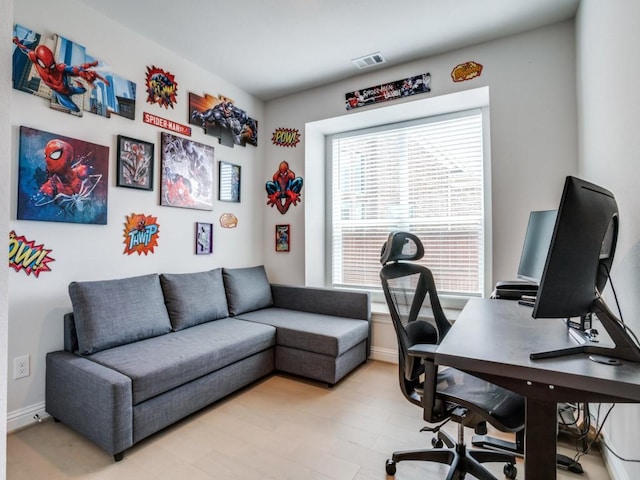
xmin=218 ymin=160 xmax=241 ymax=203
xmin=116 ymin=135 xmax=154 ymax=190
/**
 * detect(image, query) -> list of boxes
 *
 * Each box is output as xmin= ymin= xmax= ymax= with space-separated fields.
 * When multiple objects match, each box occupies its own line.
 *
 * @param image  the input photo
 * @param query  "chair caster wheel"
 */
xmin=385 ymin=459 xmax=396 ymax=475
xmin=431 ymin=437 xmax=444 ymax=448
xmin=504 ymin=462 xmax=517 ymax=479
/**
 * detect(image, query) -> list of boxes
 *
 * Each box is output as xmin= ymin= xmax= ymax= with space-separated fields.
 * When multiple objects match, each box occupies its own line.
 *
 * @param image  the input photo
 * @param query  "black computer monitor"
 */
xmin=530 ymin=176 xmax=640 ymax=363
xmin=533 ymin=177 xmax=617 ymax=319
xmin=517 ymin=210 xmax=557 ymax=284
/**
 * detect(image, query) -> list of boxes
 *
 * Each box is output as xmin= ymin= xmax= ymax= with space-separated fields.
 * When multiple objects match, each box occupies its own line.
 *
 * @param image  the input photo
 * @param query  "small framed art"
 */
xmin=116 ymin=135 xmax=154 ymax=190
xmin=275 ymin=224 xmax=290 ymax=252
xmin=195 ymin=222 xmax=213 ymax=254
xmin=218 ymin=160 xmax=241 ymax=202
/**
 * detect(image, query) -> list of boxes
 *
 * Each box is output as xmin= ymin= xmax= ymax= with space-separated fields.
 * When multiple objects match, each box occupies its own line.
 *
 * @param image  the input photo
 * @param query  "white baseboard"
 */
xmin=370 ymin=346 xmax=398 ymax=364
xmin=7 ymin=402 xmax=49 ymax=433
xmin=600 ymin=432 xmax=631 ymax=480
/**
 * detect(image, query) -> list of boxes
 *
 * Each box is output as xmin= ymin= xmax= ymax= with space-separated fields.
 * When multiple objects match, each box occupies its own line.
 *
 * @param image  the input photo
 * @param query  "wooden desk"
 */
xmin=434 ymin=298 xmax=640 ymax=479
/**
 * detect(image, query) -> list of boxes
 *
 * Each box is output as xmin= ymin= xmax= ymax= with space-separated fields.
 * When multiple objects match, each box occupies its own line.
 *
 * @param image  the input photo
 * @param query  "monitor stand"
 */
xmin=530 ymin=297 xmax=640 ymax=363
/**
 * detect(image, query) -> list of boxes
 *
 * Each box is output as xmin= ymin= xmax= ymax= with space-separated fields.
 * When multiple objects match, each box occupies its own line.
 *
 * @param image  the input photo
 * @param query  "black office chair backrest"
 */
xmin=380 ymin=232 xmax=452 ymax=404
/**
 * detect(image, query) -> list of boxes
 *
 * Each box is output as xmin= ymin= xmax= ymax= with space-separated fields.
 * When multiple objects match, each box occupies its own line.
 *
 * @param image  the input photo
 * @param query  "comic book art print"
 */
xmin=275 ymin=224 xmax=290 ymax=252
xmin=145 ymin=65 xmax=178 ymax=109
xmin=117 ymin=135 xmax=154 ymax=190
xmin=17 ymin=126 xmax=109 ymax=225
xmin=189 ymin=92 xmax=258 ymax=148
xmin=160 ymin=132 xmax=215 ymax=211
xmin=123 ymin=213 xmax=160 ymax=255
xmin=9 ymin=230 xmax=55 ymax=278
xmin=12 ymin=25 xmax=137 ymax=119
xmin=345 ymin=72 xmax=431 ymax=110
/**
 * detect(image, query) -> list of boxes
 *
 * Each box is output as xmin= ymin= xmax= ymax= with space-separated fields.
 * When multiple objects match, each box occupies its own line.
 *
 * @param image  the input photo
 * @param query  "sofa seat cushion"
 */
xmin=86 ymin=318 xmax=276 ymax=405
xmin=236 ymin=308 xmax=368 ymax=357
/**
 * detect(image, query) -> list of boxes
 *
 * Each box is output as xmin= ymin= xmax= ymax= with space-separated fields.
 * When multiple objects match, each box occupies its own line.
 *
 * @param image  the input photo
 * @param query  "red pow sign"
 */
xmin=9 ymin=230 xmax=55 ymax=277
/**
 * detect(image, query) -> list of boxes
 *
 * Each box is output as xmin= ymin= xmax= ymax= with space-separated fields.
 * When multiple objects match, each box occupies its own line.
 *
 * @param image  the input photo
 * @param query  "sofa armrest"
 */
xmin=46 ymin=351 xmax=133 ymax=456
xmin=270 ymin=284 xmax=370 ymax=321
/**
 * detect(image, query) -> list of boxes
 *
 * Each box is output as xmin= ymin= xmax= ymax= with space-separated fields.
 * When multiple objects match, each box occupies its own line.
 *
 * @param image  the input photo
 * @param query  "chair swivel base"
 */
xmin=385 ymin=430 xmax=517 ymax=480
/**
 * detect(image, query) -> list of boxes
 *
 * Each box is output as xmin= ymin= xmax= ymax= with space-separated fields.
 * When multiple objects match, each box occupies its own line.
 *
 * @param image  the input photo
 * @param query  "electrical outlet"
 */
xmin=14 ymin=355 xmax=30 ymax=379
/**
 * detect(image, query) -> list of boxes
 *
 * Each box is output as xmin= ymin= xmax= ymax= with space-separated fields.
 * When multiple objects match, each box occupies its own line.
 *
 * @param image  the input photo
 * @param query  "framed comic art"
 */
xmin=218 ymin=160 xmax=241 ymax=202
xmin=195 ymin=222 xmax=213 ymax=255
xmin=275 ymin=224 xmax=290 ymax=252
xmin=116 ymin=135 xmax=154 ymax=190
xmin=160 ymin=132 xmax=215 ymax=210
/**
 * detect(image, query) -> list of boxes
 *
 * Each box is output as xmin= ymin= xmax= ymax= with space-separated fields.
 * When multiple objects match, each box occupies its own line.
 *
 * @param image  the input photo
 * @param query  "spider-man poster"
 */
xmin=12 ymin=24 xmax=137 ymax=119
xmin=17 ymin=126 xmax=109 ymax=225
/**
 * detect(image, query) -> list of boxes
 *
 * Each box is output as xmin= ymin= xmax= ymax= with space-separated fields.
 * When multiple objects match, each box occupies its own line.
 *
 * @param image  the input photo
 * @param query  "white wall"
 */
xmin=7 ymin=0 xmax=265 ymax=429
xmin=576 ymin=2 xmax=640 ymax=479
xmin=264 ymin=21 xmax=578 ymax=360
xmin=264 ymin=20 xmax=578 ymax=288
xmin=2 ymin=0 xmax=14 ymax=475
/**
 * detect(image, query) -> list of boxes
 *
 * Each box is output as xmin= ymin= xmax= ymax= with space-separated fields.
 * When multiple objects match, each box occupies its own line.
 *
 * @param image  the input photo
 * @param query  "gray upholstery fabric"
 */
xmin=275 ymin=341 xmax=366 ymax=385
xmin=133 ymin=349 xmax=274 ymax=443
xmin=236 ymin=307 xmax=369 ymax=357
xmin=271 ymin=284 xmax=370 ymax=320
xmin=46 ymin=351 xmax=133 ymax=455
xmin=69 ymin=274 xmax=172 ymax=354
xmin=223 ymin=266 xmax=273 ymax=315
xmin=87 ymin=318 xmax=275 ymax=404
xmin=160 ymin=269 xmax=229 ymax=331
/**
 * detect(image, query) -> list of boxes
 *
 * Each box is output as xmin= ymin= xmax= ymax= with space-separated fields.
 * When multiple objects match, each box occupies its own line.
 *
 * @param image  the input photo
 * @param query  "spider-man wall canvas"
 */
xmin=17 ymin=126 xmax=109 ymax=225
xmin=12 ymin=24 xmax=137 ymax=119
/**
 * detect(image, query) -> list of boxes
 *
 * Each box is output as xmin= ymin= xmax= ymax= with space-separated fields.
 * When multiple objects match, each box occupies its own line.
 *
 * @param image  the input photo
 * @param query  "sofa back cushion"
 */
xmin=69 ymin=274 xmax=172 ymax=354
xmin=223 ymin=266 xmax=273 ymax=315
xmin=160 ymin=269 xmax=229 ymax=331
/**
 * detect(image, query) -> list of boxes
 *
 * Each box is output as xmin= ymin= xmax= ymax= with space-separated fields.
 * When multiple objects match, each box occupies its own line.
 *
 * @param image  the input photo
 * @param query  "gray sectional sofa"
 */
xmin=45 ymin=266 xmax=370 ymax=461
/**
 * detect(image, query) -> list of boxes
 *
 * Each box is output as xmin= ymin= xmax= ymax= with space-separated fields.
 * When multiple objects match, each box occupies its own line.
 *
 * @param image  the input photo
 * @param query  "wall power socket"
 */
xmin=14 ymin=355 xmax=30 ymax=379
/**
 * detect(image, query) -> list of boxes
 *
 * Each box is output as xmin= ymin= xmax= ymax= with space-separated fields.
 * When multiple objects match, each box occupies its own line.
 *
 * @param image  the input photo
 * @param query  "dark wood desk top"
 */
xmin=433 ymin=298 xmax=640 ymax=403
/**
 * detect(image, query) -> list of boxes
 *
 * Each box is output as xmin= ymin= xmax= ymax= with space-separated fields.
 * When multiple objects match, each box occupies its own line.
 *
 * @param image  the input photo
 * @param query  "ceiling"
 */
xmin=75 ymin=0 xmax=580 ymax=101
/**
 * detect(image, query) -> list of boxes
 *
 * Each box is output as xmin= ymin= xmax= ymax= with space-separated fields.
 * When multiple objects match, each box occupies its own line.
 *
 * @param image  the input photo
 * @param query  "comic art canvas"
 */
xmin=189 ymin=92 xmax=258 ymax=148
xmin=160 ymin=132 xmax=215 ymax=211
xmin=12 ymin=24 xmax=137 ymax=119
xmin=17 ymin=126 xmax=109 ymax=225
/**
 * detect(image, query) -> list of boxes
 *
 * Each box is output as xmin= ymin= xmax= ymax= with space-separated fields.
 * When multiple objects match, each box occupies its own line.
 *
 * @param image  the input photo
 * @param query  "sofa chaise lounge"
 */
xmin=45 ymin=266 xmax=370 ymax=461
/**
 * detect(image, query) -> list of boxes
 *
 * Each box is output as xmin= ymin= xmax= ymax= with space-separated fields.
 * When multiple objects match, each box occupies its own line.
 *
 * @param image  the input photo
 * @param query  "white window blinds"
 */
xmin=330 ymin=109 xmax=484 ymax=297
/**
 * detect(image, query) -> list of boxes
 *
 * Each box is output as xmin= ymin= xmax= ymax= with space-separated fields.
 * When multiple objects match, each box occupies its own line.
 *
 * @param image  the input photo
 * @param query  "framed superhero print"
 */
xmin=218 ymin=161 xmax=241 ymax=202
xmin=116 ymin=135 xmax=154 ymax=190
xmin=275 ymin=224 xmax=290 ymax=252
xmin=160 ymin=132 xmax=215 ymax=210
xmin=195 ymin=222 xmax=213 ymax=255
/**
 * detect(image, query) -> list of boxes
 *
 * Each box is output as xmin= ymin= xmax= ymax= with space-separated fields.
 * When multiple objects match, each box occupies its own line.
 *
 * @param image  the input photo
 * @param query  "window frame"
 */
xmin=304 ymin=87 xmax=493 ymax=307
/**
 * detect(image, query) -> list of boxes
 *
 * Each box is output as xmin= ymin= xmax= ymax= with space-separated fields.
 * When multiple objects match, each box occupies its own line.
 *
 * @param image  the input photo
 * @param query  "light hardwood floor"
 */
xmin=7 ymin=360 xmax=610 ymax=479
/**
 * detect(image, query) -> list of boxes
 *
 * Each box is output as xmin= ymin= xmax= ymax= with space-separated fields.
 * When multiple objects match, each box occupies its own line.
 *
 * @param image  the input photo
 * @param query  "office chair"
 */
xmin=380 ymin=231 xmax=525 ymax=480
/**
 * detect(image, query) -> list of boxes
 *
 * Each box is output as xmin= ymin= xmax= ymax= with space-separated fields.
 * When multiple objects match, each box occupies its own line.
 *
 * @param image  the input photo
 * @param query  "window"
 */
xmin=329 ymin=109 xmax=485 ymax=299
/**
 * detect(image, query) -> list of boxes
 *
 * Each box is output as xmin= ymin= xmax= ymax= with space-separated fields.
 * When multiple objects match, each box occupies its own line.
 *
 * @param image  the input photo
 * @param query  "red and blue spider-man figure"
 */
xmin=266 ymin=161 xmax=303 ymax=214
xmin=13 ymin=37 xmax=108 ymax=113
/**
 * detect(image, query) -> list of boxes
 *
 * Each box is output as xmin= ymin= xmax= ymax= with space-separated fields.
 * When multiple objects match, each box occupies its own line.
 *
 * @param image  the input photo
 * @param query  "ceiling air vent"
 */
xmin=352 ymin=52 xmax=386 ymax=70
